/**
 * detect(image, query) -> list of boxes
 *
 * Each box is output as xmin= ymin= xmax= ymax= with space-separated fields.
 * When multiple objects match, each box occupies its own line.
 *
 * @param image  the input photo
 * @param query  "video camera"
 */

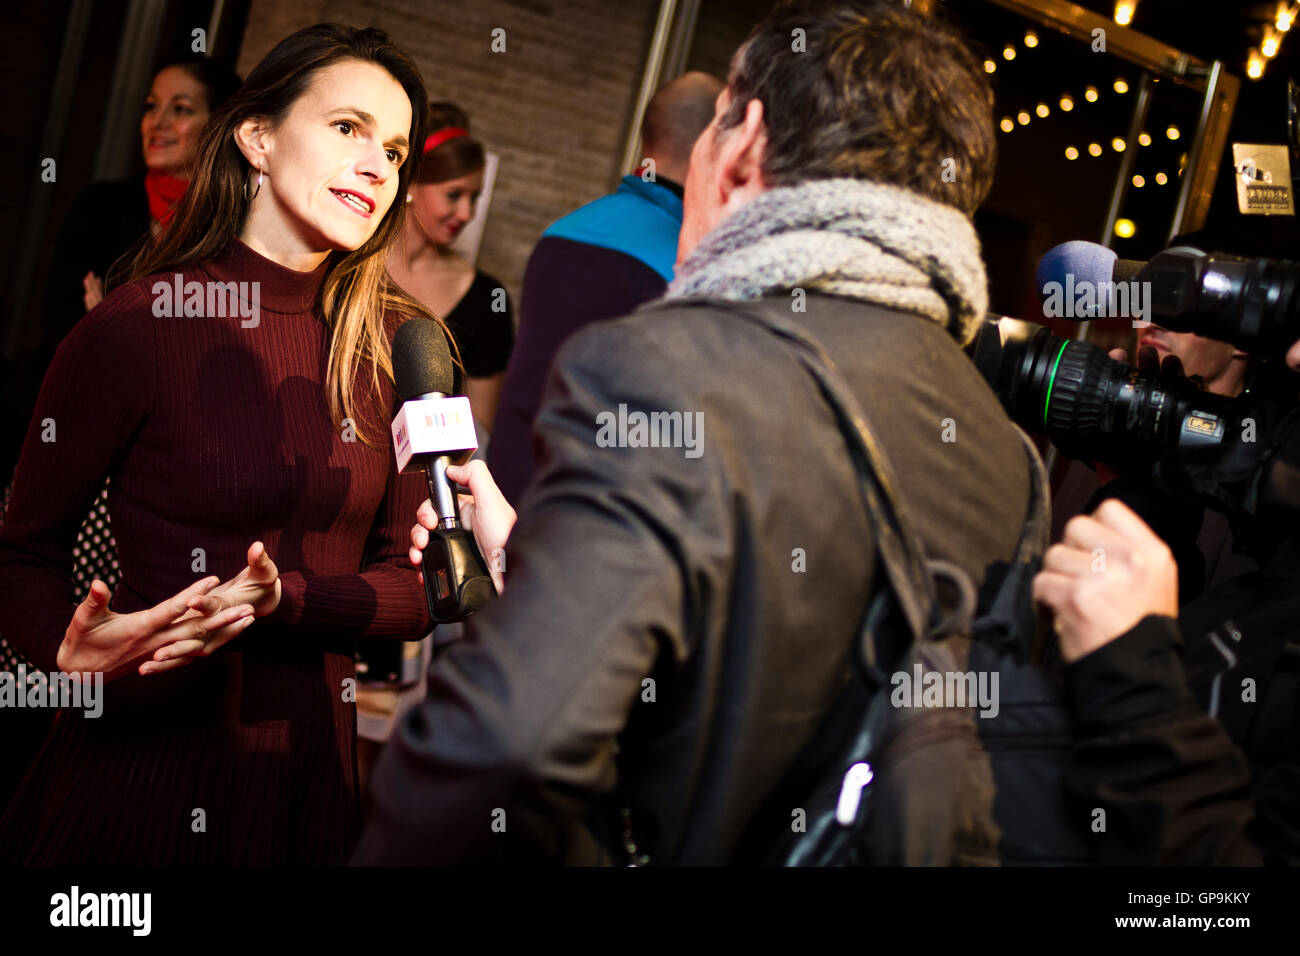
xmin=968 ymin=243 xmax=1300 ymax=525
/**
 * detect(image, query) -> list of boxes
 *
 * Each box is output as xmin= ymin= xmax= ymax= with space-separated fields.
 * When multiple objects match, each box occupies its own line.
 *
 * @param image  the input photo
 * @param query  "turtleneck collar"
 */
xmin=202 ymin=238 xmax=332 ymax=314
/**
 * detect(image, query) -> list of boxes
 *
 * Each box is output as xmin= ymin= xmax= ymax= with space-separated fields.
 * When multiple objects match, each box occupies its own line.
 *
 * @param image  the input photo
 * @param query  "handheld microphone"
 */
xmin=390 ymin=317 xmax=495 ymax=623
xmin=1035 ymin=241 xmax=1147 ymax=312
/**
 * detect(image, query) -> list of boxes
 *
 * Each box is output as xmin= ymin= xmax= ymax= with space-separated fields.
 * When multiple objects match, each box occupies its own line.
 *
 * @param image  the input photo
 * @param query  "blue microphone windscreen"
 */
xmin=1035 ymin=240 xmax=1117 ymax=301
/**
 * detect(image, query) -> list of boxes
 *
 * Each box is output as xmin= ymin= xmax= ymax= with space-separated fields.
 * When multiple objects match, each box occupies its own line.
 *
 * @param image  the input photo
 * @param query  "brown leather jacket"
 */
xmin=353 ymin=292 xmax=1032 ymax=864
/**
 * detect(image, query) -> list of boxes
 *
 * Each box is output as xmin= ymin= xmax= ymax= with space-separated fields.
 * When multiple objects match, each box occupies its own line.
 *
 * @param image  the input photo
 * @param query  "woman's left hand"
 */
xmin=144 ymin=541 xmax=282 ymax=671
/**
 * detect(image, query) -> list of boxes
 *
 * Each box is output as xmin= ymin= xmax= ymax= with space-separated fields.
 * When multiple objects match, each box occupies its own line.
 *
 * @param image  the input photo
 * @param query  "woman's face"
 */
xmin=410 ymin=170 xmax=483 ymax=247
xmin=141 ymin=66 xmax=211 ymax=177
xmin=241 ymin=59 xmax=413 ymax=256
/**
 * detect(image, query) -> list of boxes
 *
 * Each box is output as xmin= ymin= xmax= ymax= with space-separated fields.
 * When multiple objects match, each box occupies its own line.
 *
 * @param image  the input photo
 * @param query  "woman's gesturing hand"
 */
xmin=56 ymin=576 xmax=256 ymax=682
xmin=410 ymin=460 xmax=515 ymax=594
xmin=144 ymin=541 xmax=282 ymax=672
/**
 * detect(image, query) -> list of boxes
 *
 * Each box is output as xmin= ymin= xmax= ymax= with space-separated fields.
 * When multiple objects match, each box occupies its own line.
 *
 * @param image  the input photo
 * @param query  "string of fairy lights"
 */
xmin=986 ymin=29 xmax=1186 ymax=239
xmin=1114 ymin=1 xmax=1296 ymax=79
xmin=984 ymin=0 xmax=1298 ymax=239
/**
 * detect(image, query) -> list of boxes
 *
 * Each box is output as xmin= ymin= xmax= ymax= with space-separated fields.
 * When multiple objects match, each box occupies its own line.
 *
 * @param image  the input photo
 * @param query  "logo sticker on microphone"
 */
xmin=391 ymin=396 xmax=477 ymax=473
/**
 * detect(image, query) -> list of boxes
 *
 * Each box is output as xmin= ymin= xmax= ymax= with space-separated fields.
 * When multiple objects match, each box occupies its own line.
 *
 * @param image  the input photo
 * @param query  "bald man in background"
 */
xmin=487 ymin=71 xmax=725 ymax=506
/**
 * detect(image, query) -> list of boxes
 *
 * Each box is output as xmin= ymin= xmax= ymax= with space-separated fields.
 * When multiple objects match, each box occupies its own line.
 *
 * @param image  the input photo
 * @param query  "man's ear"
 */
xmin=717 ymin=97 xmax=768 ymax=202
xmin=233 ymin=117 xmax=272 ymax=171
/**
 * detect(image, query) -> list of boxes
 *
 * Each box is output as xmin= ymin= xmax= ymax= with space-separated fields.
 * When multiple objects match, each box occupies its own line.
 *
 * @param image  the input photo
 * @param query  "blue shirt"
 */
xmin=542 ymin=175 xmax=683 ymax=282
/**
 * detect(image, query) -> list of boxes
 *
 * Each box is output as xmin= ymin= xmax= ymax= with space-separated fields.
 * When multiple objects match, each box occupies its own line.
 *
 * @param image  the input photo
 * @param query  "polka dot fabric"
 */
xmin=0 ymin=470 xmax=120 ymax=673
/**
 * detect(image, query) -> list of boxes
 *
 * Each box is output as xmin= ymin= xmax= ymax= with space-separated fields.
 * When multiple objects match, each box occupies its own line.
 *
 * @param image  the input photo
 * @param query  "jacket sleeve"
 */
xmin=353 ymin=317 xmax=731 ymax=864
xmin=1065 ymin=614 xmax=1300 ymax=864
xmin=0 ymin=285 xmax=157 ymax=674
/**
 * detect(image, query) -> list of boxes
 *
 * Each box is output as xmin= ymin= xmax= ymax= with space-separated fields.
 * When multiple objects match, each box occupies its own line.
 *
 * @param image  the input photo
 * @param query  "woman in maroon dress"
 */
xmin=0 ymin=24 xmax=440 ymax=864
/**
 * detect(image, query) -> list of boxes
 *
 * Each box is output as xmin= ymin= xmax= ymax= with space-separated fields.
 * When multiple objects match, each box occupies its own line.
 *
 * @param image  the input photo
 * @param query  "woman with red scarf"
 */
xmin=56 ymin=55 xmax=242 ymax=321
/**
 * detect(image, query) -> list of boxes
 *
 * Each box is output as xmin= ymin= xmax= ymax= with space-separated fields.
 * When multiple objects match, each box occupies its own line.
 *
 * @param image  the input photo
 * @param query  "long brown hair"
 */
xmin=120 ymin=23 xmax=444 ymax=445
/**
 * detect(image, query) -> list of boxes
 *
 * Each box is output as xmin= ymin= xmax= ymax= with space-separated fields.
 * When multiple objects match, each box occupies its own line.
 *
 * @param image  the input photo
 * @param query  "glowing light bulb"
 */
xmin=1155 ymin=171 xmax=1168 ymax=185
xmin=1112 ymin=137 xmax=1127 ymax=152
xmin=1132 ymin=174 xmax=1145 ymax=188
xmin=984 ymin=59 xmax=997 ymax=73
xmin=1024 ymin=31 xmax=1039 ymax=48
xmin=1115 ymin=218 xmax=1136 ymax=239
xmin=1114 ymin=78 xmax=1129 ymax=94
xmin=1085 ymin=86 xmax=1099 ymax=102
xmin=1017 ymin=111 xmax=1031 ymax=126
xmin=1088 ymin=143 xmax=1103 ymax=157
xmin=1000 ymin=117 xmax=1014 ymax=133
xmin=1115 ymin=2 xmax=1136 ymax=27
xmin=1003 ymin=45 xmax=1017 ymax=61
xmin=1138 ymin=132 xmax=1152 ymax=146
xmin=1036 ymin=103 xmax=1050 ymax=118
xmin=1166 ymin=125 xmax=1181 ymax=140
xmin=1060 ymin=95 xmax=1074 ymax=112
xmin=1065 ymin=146 xmax=1079 ymax=160
xmin=1248 ymin=49 xmax=1265 ymax=79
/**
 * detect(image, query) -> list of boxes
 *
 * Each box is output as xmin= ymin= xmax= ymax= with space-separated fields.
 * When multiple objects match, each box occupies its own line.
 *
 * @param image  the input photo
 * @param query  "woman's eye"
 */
xmin=386 ymin=149 xmax=404 ymax=164
xmin=335 ymin=120 xmax=354 ymax=135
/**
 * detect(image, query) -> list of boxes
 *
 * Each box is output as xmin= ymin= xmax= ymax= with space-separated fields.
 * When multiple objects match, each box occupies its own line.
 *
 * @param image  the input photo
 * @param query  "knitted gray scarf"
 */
xmin=664 ymin=177 xmax=988 ymax=345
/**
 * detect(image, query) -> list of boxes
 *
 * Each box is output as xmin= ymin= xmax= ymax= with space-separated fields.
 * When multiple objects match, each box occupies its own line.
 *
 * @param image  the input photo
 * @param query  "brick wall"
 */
xmin=236 ymin=0 xmax=660 ymax=307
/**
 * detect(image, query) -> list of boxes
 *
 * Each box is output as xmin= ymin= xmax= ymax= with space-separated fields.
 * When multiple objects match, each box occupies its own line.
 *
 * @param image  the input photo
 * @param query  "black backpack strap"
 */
xmin=973 ymin=427 xmax=1053 ymax=660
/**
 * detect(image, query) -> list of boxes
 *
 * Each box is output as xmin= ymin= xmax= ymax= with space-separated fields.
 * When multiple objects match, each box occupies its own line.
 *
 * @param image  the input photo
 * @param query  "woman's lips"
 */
xmin=331 ymin=189 xmax=374 ymax=219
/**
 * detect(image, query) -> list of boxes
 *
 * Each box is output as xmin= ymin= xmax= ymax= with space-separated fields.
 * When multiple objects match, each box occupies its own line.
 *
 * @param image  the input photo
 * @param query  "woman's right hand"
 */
xmin=56 ymin=576 xmax=256 ymax=682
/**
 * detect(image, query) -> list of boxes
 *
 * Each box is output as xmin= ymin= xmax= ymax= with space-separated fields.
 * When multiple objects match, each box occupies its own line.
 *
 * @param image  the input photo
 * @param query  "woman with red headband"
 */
xmin=386 ymin=103 xmax=514 ymax=436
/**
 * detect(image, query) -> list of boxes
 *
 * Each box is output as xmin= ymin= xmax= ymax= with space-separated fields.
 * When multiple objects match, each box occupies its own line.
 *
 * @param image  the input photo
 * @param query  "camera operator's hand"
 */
xmin=1033 ymin=499 xmax=1179 ymax=663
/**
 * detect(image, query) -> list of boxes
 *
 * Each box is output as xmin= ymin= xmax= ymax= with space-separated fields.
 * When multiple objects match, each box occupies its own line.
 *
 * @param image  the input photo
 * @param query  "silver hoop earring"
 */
xmin=244 ymin=166 xmax=263 ymax=201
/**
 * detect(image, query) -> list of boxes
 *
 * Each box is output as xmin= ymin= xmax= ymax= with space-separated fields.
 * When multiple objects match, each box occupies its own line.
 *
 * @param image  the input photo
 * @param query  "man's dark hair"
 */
xmin=717 ymin=0 xmax=995 ymax=216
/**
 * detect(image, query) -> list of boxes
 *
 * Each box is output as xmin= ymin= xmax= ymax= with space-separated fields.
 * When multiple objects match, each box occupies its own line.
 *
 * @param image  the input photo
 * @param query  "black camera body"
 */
xmin=971 ymin=245 xmax=1300 ymax=527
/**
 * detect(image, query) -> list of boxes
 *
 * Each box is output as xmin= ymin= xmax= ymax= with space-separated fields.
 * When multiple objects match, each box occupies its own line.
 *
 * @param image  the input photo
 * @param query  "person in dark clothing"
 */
xmin=386 ymin=102 xmax=513 ymax=437
xmin=354 ymin=1 xmax=1024 ymax=865
xmin=0 ymin=24 xmax=436 ymax=865
xmin=1035 ymin=398 xmax=1300 ymax=863
xmin=486 ymin=71 xmax=723 ymax=505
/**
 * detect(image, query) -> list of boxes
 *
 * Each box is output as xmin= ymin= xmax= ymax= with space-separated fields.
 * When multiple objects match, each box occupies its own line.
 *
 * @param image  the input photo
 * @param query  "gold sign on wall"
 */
xmin=1232 ymin=143 xmax=1295 ymax=216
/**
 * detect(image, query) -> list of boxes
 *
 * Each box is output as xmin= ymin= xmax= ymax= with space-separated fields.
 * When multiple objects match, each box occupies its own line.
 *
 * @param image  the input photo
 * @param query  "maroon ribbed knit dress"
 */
xmin=0 ymin=239 xmax=433 ymax=864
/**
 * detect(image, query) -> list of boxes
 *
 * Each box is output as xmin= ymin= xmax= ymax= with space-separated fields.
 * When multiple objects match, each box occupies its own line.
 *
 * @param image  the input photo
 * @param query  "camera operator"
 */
xmin=1031 ymin=333 xmax=1300 ymax=863
xmin=1050 ymin=277 xmax=1258 ymax=602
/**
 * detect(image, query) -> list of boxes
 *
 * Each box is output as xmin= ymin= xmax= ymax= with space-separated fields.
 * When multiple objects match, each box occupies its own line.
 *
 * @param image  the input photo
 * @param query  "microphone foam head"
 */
xmin=393 ymin=317 xmax=456 ymax=400
xmin=1036 ymin=240 xmax=1117 ymax=301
